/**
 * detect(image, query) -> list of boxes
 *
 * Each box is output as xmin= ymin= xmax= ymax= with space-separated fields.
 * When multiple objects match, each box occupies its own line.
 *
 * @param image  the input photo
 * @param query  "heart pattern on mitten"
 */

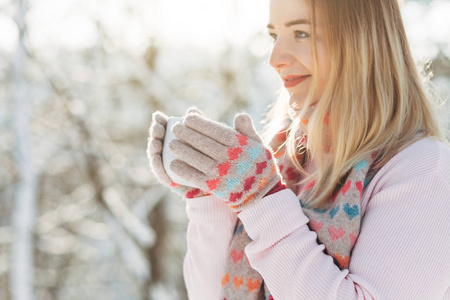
xmin=169 ymin=113 xmax=284 ymax=211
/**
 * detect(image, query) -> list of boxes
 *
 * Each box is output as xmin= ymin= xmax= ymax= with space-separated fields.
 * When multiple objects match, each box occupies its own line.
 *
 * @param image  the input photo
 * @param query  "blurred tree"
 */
xmin=10 ymin=0 xmax=37 ymax=299
xmin=0 ymin=0 xmax=448 ymax=299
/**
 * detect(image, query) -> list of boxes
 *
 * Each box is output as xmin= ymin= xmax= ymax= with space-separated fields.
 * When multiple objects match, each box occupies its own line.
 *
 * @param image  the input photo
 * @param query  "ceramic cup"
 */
xmin=162 ymin=117 xmax=202 ymax=188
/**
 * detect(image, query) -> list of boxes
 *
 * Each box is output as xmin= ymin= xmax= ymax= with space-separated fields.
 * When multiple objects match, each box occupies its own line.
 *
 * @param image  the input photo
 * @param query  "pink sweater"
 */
xmin=183 ymin=137 xmax=450 ymax=299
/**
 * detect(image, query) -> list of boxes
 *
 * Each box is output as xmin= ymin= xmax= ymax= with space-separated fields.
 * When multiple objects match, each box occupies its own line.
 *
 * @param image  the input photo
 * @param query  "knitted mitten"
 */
xmin=147 ymin=109 xmax=210 ymax=198
xmin=169 ymin=112 xmax=284 ymax=211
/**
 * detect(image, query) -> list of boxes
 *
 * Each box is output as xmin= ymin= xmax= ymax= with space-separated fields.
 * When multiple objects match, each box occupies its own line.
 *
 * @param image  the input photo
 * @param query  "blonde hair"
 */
xmin=262 ymin=0 xmax=445 ymax=208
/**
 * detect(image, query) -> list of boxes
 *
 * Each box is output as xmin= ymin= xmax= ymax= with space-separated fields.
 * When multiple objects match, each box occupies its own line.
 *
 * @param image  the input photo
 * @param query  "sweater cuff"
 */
xmin=237 ymin=189 xmax=309 ymax=242
xmin=186 ymin=194 xmax=238 ymax=225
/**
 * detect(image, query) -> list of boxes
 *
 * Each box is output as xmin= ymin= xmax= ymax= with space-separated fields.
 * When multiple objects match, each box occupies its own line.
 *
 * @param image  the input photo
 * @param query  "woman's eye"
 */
xmin=269 ymin=33 xmax=278 ymax=42
xmin=294 ymin=31 xmax=309 ymax=39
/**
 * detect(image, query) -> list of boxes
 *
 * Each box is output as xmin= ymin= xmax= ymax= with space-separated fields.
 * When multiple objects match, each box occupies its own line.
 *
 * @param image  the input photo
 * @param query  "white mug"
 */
xmin=162 ymin=117 xmax=202 ymax=188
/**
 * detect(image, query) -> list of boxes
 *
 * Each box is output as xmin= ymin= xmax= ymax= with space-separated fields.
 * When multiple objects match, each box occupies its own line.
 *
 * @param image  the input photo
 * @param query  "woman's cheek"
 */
xmin=295 ymin=44 xmax=314 ymax=71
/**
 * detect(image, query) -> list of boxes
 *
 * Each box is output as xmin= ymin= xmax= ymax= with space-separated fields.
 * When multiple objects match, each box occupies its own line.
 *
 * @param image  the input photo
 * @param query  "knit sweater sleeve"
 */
xmin=183 ymin=195 xmax=238 ymax=300
xmin=237 ymin=170 xmax=450 ymax=299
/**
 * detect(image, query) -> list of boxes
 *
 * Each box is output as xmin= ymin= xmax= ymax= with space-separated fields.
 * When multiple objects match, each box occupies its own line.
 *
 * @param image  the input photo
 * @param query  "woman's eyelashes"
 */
xmin=269 ymin=32 xmax=278 ymax=42
xmin=268 ymin=30 xmax=310 ymax=42
xmin=294 ymin=30 xmax=309 ymax=39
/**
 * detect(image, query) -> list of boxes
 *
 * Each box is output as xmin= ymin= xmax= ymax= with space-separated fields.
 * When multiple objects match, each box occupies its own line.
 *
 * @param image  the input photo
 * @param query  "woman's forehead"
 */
xmin=269 ymin=0 xmax=311 ymax=23
xmin=268 ymin=0 xmax=326 ymax=30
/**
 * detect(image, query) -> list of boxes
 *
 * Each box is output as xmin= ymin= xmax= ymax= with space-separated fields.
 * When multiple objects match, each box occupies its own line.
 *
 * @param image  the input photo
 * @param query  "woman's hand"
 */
xmin=169 ymin=112 xmax=284 ymax=211
xmin=147 ymin=109 xmax=210 ymax=198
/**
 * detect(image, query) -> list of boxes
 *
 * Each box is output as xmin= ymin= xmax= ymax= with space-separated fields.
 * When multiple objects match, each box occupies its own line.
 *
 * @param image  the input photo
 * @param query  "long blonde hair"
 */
xmin=262 ymin=0 xmax=445 ymax=208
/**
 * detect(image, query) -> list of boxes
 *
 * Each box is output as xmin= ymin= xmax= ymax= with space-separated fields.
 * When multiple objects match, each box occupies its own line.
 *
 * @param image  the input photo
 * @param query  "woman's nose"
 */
xmin=269 ymin=41 xmax=294 ymax=69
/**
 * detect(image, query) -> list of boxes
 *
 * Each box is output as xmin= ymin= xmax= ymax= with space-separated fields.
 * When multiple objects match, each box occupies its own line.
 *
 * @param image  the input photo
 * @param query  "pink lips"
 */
xmin=283 ymin=75 xmax=310 ymax=88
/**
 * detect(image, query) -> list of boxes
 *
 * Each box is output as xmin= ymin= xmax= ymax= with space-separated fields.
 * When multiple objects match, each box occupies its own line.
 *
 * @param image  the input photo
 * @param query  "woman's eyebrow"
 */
xmin=267 ymin=19 xmax=311 ymax=29
xmin=285 ymin=19 xmax=310 ymax=26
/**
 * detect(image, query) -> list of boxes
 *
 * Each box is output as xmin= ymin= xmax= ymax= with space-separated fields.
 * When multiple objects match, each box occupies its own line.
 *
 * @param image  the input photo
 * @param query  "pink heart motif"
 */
xmin=256 ymin=161 xmax=267 ymax=175
xmin=356 ymin=180 xmax=363 ymax=197
xmin=341 ymin=180 xmax=351 ymax=196
xmin=229 ymin=192 xmax=243 ymax=203
xmin=237 ymin=134 xmax=248 ymax=146
xmin=231 ymin=249 xmax=244 ymax=264
xmin=218 ymin=162 xmax=231 ymax=176
xmin=328 ymin=225 xmax=345 ymax=242
xmin=309 ymin=219 xmax=324 ymax=232
xmin=207 ymin=178 xmax=220 ymax=191
xmin=186 ymin=189 xmax=201 ymax=198
xmin=244 ymin=176 xmax=256 ymax=192
xmin=265 ymin=149 xmax=273 ymax=160
xmin=304 ymin=180 xmax=315 ymax=191
xmin=228 ymin=147 xmax=243 ymax=160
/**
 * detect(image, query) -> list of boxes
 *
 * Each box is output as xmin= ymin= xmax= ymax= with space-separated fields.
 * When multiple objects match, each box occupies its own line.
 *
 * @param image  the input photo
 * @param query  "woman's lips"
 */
xmin=283 ymin=75 xmax=310 ymax=88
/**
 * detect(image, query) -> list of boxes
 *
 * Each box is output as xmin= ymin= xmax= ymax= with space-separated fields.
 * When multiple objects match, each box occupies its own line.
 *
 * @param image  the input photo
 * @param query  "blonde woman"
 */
xmin=147 ymin=0 xmax=450 ymax=299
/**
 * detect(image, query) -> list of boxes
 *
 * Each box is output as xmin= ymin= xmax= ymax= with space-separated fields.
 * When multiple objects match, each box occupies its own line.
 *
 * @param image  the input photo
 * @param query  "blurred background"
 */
xmin=0 ymin=0 xmax=449 ymax=299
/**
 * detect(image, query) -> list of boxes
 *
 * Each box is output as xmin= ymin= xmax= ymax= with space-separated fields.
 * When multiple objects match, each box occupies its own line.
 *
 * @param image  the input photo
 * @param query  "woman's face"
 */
xmin=268 ymin=0 xmax=329 ymax=110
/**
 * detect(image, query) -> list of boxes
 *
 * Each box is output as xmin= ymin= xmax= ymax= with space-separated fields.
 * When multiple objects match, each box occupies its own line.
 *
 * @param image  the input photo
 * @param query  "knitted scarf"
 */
xmin=219 ymin=108 xmax=378 ymax=300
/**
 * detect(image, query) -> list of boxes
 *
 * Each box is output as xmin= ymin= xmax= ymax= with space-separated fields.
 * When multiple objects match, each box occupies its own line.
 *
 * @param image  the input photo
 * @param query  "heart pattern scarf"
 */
xmin=219 ymin=108 xmax=378 ymax=300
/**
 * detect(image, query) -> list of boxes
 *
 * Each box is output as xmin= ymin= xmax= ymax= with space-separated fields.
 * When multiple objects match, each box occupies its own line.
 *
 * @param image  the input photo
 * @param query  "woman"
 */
xmin=147 ymin=0 xmax=450 ymax=298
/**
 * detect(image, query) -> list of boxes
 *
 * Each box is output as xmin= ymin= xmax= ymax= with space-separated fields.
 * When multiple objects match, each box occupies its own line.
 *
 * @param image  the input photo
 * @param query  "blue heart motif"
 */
xmin=226 ymin=178 xmax=240 ymax=191
xmin=364 ymin=178 xmax=370 ymax=188
xmin=237 ymin=161 xmax=252 ymax=175
xmin=329 ymin=205 xmax=340 ymax=219
xmin=215 ymin=191 xmax=227 ymax=198
xmin=234 ymin=224 xmax=244 ymax=237
xmin=343 ymin=203 xmax=359 ymax=220
xmin=354 ymin=160 xmax=368 ymax=171
xmin=313 ymin=208 xmax=327 ymax=213
xmin=248 ymin=147 xmax=262 ymax=160
xmin=299 ymin=199 xmax=311 ymax=208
